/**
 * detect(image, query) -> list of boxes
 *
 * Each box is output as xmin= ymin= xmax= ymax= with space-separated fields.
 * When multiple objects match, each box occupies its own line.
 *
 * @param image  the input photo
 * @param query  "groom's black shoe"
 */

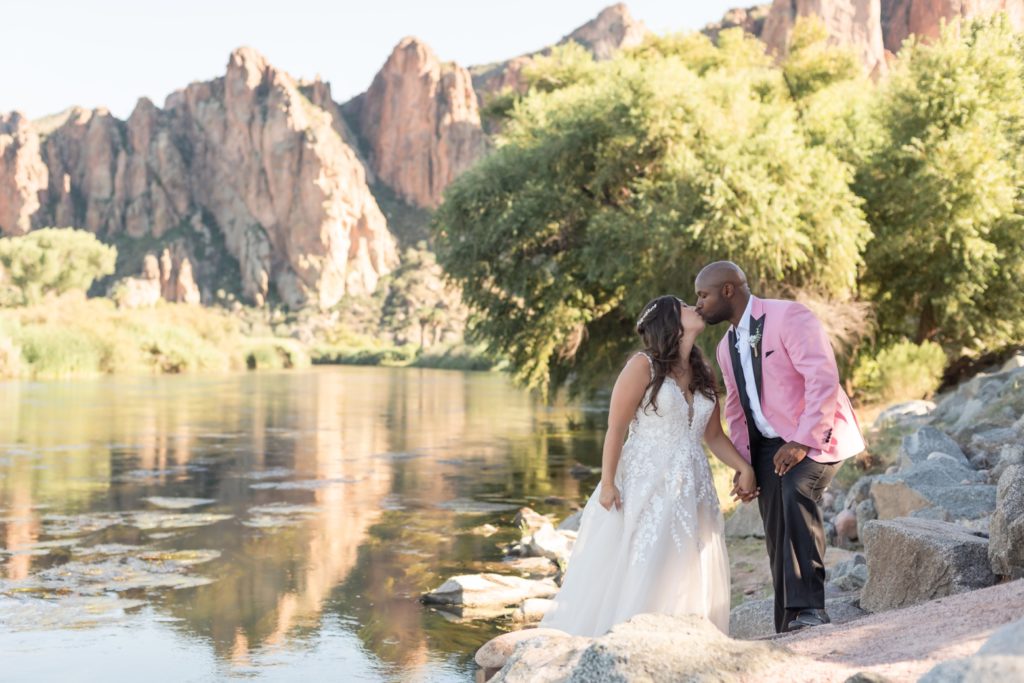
xmin=784 ymin=609 xmax=831 ymax=632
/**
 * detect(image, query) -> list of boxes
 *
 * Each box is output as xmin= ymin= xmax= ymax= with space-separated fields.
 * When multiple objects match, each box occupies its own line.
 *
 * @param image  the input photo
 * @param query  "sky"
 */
xmin=1 ymin=0 xmax=743 ymax=120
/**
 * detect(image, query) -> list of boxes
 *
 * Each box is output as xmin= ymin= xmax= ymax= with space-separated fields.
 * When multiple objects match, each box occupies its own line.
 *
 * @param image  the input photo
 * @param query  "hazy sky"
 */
xmin=2 ymin=1 xmax=743 ymax=120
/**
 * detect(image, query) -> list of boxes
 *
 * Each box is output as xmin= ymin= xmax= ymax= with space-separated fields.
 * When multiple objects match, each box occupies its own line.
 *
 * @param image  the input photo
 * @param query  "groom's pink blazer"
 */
xmin=716 ymin=297 xmax=865 ymax=464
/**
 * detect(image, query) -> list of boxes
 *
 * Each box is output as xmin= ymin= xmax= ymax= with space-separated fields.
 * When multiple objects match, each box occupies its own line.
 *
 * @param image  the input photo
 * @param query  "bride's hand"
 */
xmin=680 ymin=304 xmax=705 ymax=337
xmin=732 ymin=466 xmax=759 ymax=503
xmin=599 ymin=482 xmax=622 ymax=511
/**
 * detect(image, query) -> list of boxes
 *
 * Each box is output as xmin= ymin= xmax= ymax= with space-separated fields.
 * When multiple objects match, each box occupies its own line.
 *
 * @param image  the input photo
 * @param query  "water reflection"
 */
xmin=0 ymin=367 xmax=603 ymax=681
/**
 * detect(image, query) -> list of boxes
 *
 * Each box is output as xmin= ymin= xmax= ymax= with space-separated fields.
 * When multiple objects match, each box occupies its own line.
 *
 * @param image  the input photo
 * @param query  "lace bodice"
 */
xmin=618 ymin=352 xmax=721 ymax=565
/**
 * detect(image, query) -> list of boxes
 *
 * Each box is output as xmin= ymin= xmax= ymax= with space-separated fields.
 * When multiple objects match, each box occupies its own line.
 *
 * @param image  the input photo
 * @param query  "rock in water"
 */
xmin=512 ymin=597 xmax=554 ymax=624
xmin=557 ymin=510 xmax=583 ymax=532
xmin=860 ymin=518 xmax=995 ymax=612
xmin=422 ymin=573 xmax=557 ymax=608
xmin=989 ymin=464 xmax=1024 ymax=578
xmin=526 ymin=524 xmax=577 ymax=566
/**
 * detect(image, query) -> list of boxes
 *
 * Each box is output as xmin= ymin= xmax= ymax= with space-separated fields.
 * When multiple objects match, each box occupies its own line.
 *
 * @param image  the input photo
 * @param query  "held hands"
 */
xmin=731 ymin=466 xmax=759 ymax=503
xmin=773 ymin=441 xmax=810 ymax=476
xmin=599 ymin=481 xmax=623 ymax=511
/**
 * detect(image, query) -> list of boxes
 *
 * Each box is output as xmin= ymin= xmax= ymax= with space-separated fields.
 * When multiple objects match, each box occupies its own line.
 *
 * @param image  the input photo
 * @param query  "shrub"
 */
xmin=852 ymin=340 xmax=947 ymax=404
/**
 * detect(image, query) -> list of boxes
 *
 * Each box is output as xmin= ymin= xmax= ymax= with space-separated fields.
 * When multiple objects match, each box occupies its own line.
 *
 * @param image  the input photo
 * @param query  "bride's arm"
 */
xmin=703 ymin=399 xmax=758 ymax=501
xmin=598 ymin=354 xmax=649 ymax=510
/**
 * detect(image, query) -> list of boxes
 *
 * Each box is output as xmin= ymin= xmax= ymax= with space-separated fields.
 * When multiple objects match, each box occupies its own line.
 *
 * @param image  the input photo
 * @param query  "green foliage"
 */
xmin=859 ymin=17 xmax=1024 ymax=355
xmin=434 ymin=41 xmax=870 ymax=397
xmin=0 ymin=228 xmax=117 ymax=305
xmin=244 ymin=338 xmax=310 ymax=370
xmin=852 ymin=340 xmax=947 ymax=404
xmin=782 ymin=17 xmax=862 ymax=101
xmin=380 ymin=246 xmax=466 ymax=349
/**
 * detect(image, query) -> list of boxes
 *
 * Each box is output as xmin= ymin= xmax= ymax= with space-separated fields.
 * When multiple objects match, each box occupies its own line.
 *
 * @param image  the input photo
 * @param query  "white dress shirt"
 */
xmin=732 ymin=297 xmax=780 ymax=439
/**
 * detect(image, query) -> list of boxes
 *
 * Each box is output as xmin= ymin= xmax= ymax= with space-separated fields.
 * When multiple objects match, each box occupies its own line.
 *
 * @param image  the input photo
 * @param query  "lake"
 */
xmin=0 ymin=366 xmax=610 ymax=681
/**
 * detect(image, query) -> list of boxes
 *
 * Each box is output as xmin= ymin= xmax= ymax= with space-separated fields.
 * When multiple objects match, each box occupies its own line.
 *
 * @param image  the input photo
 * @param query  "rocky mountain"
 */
xmin=0 ymin=48 xmax=398 ymax=309
xmin=711 ymin=1 xmax=1024 ymax=75
xmin=343 ymin=38 xmax=486 ymax=210
xmin=470 ymin=3 xmax=649 ymax=100
xmin=4 ymin=2 xmax=1024 ymax=311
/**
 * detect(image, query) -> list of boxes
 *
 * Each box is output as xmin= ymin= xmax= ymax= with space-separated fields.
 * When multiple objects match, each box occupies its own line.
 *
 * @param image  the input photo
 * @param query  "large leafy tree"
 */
xmin=858 ymin=17 xmax=1024 ymax=354
xmin=435 ymin=31 xmax=870 ymax=397
xmin=0 ymin=228 xmax=117 ymax=305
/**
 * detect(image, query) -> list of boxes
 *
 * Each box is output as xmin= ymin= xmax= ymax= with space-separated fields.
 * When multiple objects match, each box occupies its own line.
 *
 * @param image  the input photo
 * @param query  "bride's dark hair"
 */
xmin=635 ymin=295 xmax=718 ymax=413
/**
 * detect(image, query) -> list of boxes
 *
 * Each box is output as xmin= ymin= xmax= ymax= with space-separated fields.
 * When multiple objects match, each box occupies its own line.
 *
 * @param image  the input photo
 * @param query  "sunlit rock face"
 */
xmin=761 ymin=0 xmax=889 ymax=77
xmin=880 ymin=0 xmax=1024 ymax=52
xmin=344 ymin=37 xmax=487 ymax=210
xmin=0 ymin=48 xmax=397 ymax=309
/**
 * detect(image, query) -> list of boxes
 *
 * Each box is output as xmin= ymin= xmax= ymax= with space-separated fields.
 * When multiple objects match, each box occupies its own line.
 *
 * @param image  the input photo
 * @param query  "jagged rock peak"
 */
xmin=562 ymin=3 xmax=650 ymax=58
xmin=347 ymin=36 xmax=486 ymax=209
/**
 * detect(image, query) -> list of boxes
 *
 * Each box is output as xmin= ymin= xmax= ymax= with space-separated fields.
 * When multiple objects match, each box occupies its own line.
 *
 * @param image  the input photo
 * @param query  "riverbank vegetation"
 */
xmin=436 ymin=17 xmax=1024 ymax=402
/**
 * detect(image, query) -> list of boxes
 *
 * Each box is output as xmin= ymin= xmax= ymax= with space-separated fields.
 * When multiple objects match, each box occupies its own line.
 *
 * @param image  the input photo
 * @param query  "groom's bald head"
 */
xmin=694 ymin=261 xmax=751 ymax=326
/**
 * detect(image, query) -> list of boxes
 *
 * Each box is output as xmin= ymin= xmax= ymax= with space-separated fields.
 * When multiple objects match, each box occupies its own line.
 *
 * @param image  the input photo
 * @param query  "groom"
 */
xmin=694 ymin=262 xmax=865 ymax=634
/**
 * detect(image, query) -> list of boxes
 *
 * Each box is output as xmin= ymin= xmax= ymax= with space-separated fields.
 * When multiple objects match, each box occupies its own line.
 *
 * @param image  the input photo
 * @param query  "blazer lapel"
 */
xmin=751 ymin=313 xmax=766 ymax=405
xmin=727 ymin=328 xmax=752 ymax=416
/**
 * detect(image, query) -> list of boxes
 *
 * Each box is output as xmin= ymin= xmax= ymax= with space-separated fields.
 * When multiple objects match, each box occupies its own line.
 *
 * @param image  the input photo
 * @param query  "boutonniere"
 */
xmin=749 ymin=329 xmax=762 ymax=357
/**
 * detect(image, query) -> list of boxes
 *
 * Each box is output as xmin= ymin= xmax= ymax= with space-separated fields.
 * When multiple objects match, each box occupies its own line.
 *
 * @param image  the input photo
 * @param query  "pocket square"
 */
xmin=765 ymin=349 xmax=775 ymax=357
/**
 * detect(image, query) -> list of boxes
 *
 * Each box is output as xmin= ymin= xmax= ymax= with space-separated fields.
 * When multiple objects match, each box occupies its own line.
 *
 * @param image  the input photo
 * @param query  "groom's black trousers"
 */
xmin=751 ymin=435 xmax=840 ymax=633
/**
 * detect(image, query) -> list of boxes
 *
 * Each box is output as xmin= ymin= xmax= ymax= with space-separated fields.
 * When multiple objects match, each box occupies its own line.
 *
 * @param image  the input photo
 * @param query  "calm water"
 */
xmin=0 ymin=367 xmax=608 ymax=682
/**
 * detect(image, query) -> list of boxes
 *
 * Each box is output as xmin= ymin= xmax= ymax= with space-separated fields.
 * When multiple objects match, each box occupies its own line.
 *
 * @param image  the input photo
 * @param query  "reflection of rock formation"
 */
xmin=0 ymin=368 xmax=595 ymax=673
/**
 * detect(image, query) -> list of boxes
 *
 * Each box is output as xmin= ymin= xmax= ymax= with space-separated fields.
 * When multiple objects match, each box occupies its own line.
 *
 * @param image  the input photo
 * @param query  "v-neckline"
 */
xmin=665 ymin=375 xmax=696 ymax=429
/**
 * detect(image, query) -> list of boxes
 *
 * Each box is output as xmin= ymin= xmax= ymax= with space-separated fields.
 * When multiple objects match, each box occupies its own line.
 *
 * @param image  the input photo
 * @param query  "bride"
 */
xmin=540 ymin=295 xmax=758 ymax=636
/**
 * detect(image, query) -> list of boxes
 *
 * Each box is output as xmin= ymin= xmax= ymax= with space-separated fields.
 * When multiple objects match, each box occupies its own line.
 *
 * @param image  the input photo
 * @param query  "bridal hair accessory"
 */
xmin=636 ymin=302 xmax=659 ymax=331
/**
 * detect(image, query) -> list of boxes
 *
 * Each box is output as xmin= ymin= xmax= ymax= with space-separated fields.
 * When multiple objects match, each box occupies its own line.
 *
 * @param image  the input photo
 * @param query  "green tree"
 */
xmin=858 ymin=17 xmax=1024 ymax=354
xmin=0 ymin=228 xmax=117 ymax=305
xmin=435 ymin=45 xmax=870 ymax=397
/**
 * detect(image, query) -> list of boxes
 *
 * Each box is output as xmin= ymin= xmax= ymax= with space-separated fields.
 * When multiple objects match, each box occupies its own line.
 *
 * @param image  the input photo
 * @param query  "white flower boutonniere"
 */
xmin=749 ymin=329 xmax=762 ymax=357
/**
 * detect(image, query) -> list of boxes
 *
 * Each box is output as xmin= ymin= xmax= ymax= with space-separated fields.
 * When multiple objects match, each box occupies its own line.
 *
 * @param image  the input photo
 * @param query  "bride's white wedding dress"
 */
xmin=540 ymin=352 xmax=730 ymax=636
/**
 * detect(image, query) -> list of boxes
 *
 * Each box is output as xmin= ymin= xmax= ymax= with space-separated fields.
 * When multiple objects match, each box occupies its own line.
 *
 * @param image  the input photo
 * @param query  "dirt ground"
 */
xmin=756 ymin=579 xmax=1024 ymax=682
xmin=727 ymin=537 xmax=857 ymax=607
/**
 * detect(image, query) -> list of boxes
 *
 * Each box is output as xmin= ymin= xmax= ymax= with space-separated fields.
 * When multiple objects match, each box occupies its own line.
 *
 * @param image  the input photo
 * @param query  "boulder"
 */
xmin=846 ymin=476 xmax=875 ymax=509
xmin=899 ymin=427 xmax=968 ymax=470
xmin=989 ymin=464 xmax=1024 ymax=578
xmin=512 ymin=597 xmax=554 ymax=624
xmin=828 ymin=554 xmax=869 ymax=593
xmin=860 ymin=518 xmax=995 ymax=612
xmin=526 ymin=524 xmax=576 ymax=566
xmin=835 ymin=508 xmax=858 ymax=543
xmin=870 ymin=455 xmax=995 ymax=522
xmin=855 ymin=498 xmax=877 ymax=541
xmin=475 ymin=627 xmax=575 ymax=671
xmin=501 ymin=556 xmax=559 ymax=579
xmin=422 ymin=573 xmax=557 ymax=608
xmin=489 ymin=632 xmax=591 ymax=683
xmin=561 ymin=613 xmax=789 ymax=681
xmin=513 ymin=507 xmax=551 ymax=535
xmin=919 ymin=616 xmax=1024 ymax=682
xmin=993 ymin=444 xmax=1024 ymax=482
xmin=729 ymin=596 xmax=866 ymax=639
xmin=872 ymin=400 xmax=936 ymax=428
xmin=557 ymin=510 xmax=583 ymax=532
xmin=724 ymin=502 xmax=765 ymax=539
